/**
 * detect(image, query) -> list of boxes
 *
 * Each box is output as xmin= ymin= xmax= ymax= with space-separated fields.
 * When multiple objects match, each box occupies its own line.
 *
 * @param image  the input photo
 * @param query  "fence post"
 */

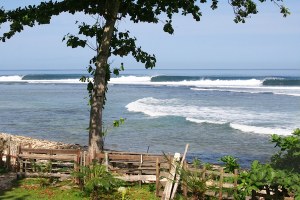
xmin=138 ymin=154 xmax=143 ymax=187
xmin=83 ymin=151 xmax=86 ymax=166
xmin=219 ymin=168 xmax=224 ymax=200
xmin=0 ymin=138 xmax=5 ymax=168
xmin=234 ymin=169 xmax=238 ymax=197
xmin=104 ymin=152 xmax=109 ymax=172
xmin=202 ymin=166 xmax=206 ymax=180
xmin=182 ymin=161 xmax=188 ymax=198
xmin=18 ymin=145 xmax=23 ymax=173
xmin=6 ymin=137 xmax=11 ymax=170
xmin=74 ymin=150 xmax=80 ymax=184
xmin=156 ymin=158 xmax=160 ymax=197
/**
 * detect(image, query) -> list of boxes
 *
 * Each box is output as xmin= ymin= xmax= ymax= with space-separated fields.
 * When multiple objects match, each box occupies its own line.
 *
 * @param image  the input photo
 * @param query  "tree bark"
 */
xmin=88 ymin=0 xmax=120 ymax=160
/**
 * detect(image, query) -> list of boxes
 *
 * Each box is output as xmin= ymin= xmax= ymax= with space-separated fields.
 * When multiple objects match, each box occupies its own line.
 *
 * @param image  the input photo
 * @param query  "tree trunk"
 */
xmin=88 ymin=0 xmax=120 ymax=160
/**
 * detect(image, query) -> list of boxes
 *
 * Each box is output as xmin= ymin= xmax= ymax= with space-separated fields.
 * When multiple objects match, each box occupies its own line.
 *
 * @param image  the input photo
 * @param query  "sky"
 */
xmin=0 ymin=1 xmax=299 ymax=70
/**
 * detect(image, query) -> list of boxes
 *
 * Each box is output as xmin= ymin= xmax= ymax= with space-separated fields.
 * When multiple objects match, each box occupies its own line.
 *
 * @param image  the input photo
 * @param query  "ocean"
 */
xmin=0 ymin=69 xmax=299 ymax=167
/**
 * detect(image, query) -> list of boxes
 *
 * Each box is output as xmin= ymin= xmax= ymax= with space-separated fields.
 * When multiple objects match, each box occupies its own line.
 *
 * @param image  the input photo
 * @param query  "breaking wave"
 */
xmin=126 ymin=97 xmax=293 ymax=136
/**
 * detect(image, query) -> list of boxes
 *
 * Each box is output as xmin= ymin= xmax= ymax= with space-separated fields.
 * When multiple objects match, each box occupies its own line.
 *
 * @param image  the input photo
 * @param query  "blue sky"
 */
xmin=0 ymin=1 xmax=299 ymax=70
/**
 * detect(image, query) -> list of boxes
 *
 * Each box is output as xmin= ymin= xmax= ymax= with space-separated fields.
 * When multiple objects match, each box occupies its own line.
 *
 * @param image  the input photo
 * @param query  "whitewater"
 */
xmin=1 ymin=74 xmax=299 ymax=97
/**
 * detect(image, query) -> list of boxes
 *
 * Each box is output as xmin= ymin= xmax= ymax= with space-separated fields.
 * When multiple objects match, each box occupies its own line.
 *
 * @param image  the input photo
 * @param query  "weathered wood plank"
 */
xmin=116 ymin=175 xmax=156 ymax=182
xmin=162 ymin=153 xmax=180 ymax=200
xmin=171 ymin=144 xmax=189 ymax=199
xmin=20 ymin=148 xmax=80 ymax=155
xmin=18 ymin=154 xmax=76 ymax=161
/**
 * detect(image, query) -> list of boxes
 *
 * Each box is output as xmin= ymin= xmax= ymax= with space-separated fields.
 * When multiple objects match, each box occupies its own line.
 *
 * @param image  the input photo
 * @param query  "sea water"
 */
xmin=0 ymin=69 xmax=299 ymax=167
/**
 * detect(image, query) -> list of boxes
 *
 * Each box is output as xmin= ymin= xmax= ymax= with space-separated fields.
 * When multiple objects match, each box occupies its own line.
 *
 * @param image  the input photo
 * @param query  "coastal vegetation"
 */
xmin=1 ymin=129 xmax=299 ymax=199
xmin=0 ymin=0 xmax=290 ymax=157
xmin=0 ymin=178 xmax=159 ymax=200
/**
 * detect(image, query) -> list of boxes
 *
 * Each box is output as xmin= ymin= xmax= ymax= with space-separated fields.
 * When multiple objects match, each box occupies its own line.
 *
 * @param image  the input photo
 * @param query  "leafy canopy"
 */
xmin=0 ymin=0 xmax=290 ymax=46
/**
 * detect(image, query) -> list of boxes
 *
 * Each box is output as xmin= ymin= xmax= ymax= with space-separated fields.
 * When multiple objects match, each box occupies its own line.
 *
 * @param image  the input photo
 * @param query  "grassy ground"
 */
xmin=0 ymin=178 xmax=159 ymax=200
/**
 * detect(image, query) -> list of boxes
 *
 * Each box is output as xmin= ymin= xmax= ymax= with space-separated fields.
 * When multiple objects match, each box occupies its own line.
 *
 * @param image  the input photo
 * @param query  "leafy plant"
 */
xmin=148 ymin=184 xmax=155 ymax=192
xmin=219 ymin=155 xmax=240 ymax=173
xmin=31 ymin=160 xmax=52 ymax=173
xmin=73 ymin=161 xmax=123 ymax=200
xmin=237 ymin=160 xmax=300 ymax=199
xmin=179 ymin=159 xmax=212 ymax=200
xmin=271 ymin=128 xmax=300 ymax=173
xmin=102 ymin=118 xmax=126 ymax=149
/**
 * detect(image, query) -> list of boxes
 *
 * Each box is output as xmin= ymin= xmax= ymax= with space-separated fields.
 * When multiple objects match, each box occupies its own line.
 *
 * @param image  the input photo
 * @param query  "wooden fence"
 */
xmin=17 ymin=147 xmax=82 ymax=179
xmin=94 ymin=151 xmax=172 ymax=185
xmin=0 ymin=141 xmax=296 ymax=200
xmin=0 ymin=138 xmax=19 ymax=170
xmin=183 ymin=165 xmax=238 ymax=200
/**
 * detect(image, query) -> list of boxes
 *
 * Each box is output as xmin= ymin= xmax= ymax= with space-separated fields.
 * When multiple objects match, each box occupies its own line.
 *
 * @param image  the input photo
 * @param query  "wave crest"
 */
xmin=126 ymin=97 xmax=293 ymax=136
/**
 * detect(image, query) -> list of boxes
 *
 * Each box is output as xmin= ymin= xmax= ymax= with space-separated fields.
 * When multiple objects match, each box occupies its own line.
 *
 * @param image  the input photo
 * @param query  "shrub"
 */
xmin=73 ymin=161 xmax=123 ymax=200
xmin=271 ymin=128 xmax=300 ymax=173
xmin=219 ymin=155 xmax=240 ymax=173
xmin=179 ymin=159 xmax=211 ymax=200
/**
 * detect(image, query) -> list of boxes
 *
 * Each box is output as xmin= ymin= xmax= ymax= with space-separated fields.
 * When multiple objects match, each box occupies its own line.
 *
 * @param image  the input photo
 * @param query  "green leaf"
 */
xmin=113 ymin=68 xmax=120 ymax=76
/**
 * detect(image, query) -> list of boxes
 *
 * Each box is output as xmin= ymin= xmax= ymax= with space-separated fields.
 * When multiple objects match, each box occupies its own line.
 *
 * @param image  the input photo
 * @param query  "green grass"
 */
xmin=0 ymin=178 xmax=159 ymax=200
xmin=0 ymin=178 xmax=87 ymax=200
xmin=125 ymin=184 xmax=159 ymax=200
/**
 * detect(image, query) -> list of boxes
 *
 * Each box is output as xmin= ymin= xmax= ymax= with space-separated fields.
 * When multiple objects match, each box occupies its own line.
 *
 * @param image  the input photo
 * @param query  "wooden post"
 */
xmin=83 ymin=151 xmax=86 ymax=166
xmin=234 ymin=169 xmax=238 ymax=197
xmin=74 ymin=150 xmax=80 ymax=184
xmin=162 ymin=153 xmax=181 ymax=200
xmin=139 ymin=154 xmax=143 ymax=187
xmin=104 ymin=152 xmax=109 ymax=172
xmin=6 ymin=137 xmax=11 ymax=170
xmin=171 ymin=144 xmax=189 ymax=199
xmin=202 ymin=166 xmax=206 ymax=180
xmin=182 ymin=161 xmax=188 ymax=198
xmin=219 ymin=168 xmax=224 ymax=200
xmin=201 ymin=166 xmax=206 ymax=200
xmin=156 ymin=158 xmax=160 ymax=197
xmin=18 ymin=145 xmax=23 ymax=173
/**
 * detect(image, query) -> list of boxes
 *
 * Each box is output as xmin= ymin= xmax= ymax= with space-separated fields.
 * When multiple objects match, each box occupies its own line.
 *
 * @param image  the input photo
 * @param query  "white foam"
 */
xmin=191 ymin=87 xmax=300 ymax=97
xmin=109 ymin=76 xmax=151 ymax=84
xmin=126 ymin=97 xmax=294 ymax=136
xmin=0 ymin=75 xmax=83 ymax=84
xmin=126 ymin=97 xmax=196 ymax=117
xmin=178 ymin=79 xmax=262 ymax=87
xmin=26 ymin=79 xmax=83 ymax=84
xmin=109 ymin=76 xmax=300 ymax=97
xmin=0 ymin=75 xmax=23 ymax=82
xmin=126 ymin=97 xmax=265 ymax=121
xmin=230 ymin=123 xmax=292 ymax=136
xmin=186 ymin=118 xmax=227 ymax=125
xmin=273 ymin=92 xmax=300 ymax=97
xmin=108 ymin=76 xmax=263 ymax=87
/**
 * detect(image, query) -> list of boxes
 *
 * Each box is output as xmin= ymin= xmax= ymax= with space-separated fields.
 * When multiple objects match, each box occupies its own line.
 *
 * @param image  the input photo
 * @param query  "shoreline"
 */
xmin=0 ymin=132 xmax=83 ymax=149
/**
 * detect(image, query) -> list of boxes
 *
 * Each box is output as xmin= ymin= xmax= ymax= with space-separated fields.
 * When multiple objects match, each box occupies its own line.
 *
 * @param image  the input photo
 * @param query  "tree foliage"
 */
xmin=271 ymin=128 xmax=300 ymax=173
xmin=0 ymin=1 xmax=290 ymax=42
